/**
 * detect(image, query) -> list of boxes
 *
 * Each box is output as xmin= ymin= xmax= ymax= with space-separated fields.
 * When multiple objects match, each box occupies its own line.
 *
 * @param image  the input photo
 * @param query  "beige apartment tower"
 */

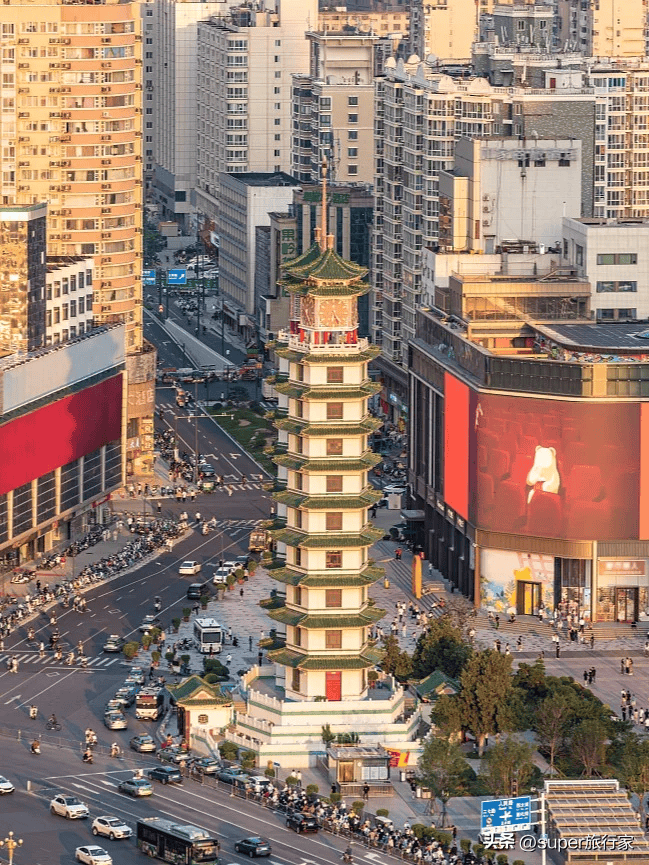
xmin=557 ymin=0 xmax=646 ymax=56
xmin=0 ymin=0 xmax=154 ymax=476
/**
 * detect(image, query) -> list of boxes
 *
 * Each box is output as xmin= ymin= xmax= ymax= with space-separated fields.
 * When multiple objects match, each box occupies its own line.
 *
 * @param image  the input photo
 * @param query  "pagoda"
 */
xmin=267 ymin=160 xmax=386 ymax=701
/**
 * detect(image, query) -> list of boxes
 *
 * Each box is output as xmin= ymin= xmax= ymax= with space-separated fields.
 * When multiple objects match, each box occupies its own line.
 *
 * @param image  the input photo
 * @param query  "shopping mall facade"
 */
xmin=408 ymin=311 xmax=649 ymax=624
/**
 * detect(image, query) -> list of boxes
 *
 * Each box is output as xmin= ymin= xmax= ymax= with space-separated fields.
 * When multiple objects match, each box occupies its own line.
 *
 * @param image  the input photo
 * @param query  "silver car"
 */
xmin=104 ymin=711 xmax=127 ymax=731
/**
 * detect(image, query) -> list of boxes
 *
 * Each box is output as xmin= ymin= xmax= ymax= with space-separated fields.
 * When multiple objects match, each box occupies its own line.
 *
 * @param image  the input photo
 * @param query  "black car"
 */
xmin=148 ymin=766 xmax=182 ymax=785
xmin=186 ymin=583 xmax=206 ymax=600
xmin=234 ymin=838 xmax=271 ymax=858
xmin=286 ymin=813 xmax=318 ymax=834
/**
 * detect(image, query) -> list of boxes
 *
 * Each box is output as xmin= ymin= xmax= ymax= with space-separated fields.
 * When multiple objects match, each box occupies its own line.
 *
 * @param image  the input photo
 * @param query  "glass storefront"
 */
xmin=554 ymin=558 xmax=591 ymax=618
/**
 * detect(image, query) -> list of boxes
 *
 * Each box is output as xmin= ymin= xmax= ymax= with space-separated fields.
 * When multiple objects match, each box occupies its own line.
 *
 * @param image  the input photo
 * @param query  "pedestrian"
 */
xmin=621 ymin=658 xmax=626 ymax=674
xmin=182 ymin=489 xmax=187 ymax=502
xmin=516 ymin=635 xmax=523 ymax=652
xmin=239 ymin=587 xmax=244 ymax=599
xmin=583 ymin=670 xmax=589 ymax=686
xmin=227 ymin=486 xmax=233 ymax=497
xmin=363 ymin=782 xmax=370 ymax=801
xmin=112 ymin=529 xmax=118 ymax=542
xmin=494 ymin=614 xmax=500 ymax=630
xmin=555 ymin=642 xmax=560 ymax=658
xmin=505 ymin=643 xmax=510 ymax=656
xmin=589 ymin=632 xmax=595 ymax=649
xmin=191 ymin=490 xmax=196 ymax=502
xmin=39 ymin=641 xmax=45 ymax=659
xmin=395 ymin=548 xmax=402 ymax=561
xmin=591 ymin=667 xmax=596 ymax=684
xmin=257 ymin=651 xmax=263 ymax=666
xmin=195 ymin=511 xmax=201 ymax=524
xmin=622 ymin=705 xmax=627 ymax=721
xmin=249 ymin=636 xmax=253 ymax=651
xmin=495 ymin=639 xmax=502 ymax=653
xmin=629 ymin=658 xmax=634 ymax=676
xmin=157 ymin=501 xmax=162 ymax=514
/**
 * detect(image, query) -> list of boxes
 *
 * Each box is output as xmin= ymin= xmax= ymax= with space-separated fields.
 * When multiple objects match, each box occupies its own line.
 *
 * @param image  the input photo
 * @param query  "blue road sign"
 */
xmin=167 ymin=268 xmax=187 ymax=285
xmin=481 ymin=796 xmax=532 ymax=833
xmin=143 ymin=269 xmax=156 ymax=285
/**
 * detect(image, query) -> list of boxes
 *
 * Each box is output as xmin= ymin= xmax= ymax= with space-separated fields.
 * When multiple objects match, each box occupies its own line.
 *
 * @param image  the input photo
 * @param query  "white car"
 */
xmin=0 ymin=776 xmax=14 ymax=795
xmin=50 ymin=794 xmax=89 ymax=819
xmin=179 ymin=560 xmax=202 ymax=575
xmin=383 ymin=483 xmax=408 ymax=495
xmin=92 ymin=816 xmax=133 ymax=840
xmin=75 ymin=846 xmax=113 ymax=865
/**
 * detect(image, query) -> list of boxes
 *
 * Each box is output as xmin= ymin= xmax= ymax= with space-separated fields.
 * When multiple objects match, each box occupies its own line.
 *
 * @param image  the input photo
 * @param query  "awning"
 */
xmin=401 ymin=509 xmax=425 ymax=521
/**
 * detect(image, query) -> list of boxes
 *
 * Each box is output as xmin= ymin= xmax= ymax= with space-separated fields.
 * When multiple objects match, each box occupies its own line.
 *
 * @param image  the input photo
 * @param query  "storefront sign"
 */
xmin=598 ymin=560 xmax=646 ymax=577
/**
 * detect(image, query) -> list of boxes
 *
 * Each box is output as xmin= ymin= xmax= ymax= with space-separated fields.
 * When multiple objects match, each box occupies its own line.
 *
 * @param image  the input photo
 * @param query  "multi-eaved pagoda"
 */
xmin=233 ymin=169 xmax=422 ymax=767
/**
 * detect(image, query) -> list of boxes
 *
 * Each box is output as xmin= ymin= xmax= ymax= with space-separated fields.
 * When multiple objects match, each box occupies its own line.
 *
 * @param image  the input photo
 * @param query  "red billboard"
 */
xmin=444 ymin=372 xmax=471 ymax=520
xmin=474 ymin=392 xmax=641 ymax=541
xmin=0 ymin=375 xmax=123 ymax=496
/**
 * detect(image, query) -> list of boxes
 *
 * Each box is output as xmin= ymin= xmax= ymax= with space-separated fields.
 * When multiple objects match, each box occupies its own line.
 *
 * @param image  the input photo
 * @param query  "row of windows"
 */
xmin=596 ymin=253 xmax=638 ymax=265
xmin=596 ymin=280 xmax=637 ymax=293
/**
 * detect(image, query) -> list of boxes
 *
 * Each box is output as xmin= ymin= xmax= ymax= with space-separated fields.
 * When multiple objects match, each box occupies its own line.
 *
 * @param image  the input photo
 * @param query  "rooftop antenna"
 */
xmin=320 ymin=154 xmax=328 ymax=250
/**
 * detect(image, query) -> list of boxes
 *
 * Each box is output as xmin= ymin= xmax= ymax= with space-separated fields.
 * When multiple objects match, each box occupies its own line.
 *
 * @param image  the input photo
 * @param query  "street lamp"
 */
xmin=0 ymin=831 xmax=23 ymax=865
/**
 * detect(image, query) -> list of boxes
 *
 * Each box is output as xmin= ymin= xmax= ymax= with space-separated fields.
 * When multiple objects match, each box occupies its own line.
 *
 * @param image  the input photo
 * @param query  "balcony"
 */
xmin=277 ymin=331 xmax=371 ymax=353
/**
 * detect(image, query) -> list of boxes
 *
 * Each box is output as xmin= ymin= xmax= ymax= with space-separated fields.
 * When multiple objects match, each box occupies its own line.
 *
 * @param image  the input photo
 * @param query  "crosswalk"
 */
xmin=0 ymin=652 xmax=120 ymax=670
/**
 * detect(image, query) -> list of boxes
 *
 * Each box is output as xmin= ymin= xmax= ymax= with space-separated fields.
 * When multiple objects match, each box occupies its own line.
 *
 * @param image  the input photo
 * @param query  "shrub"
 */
xmin=460 ymin=839 xmax=471 ymax=854
xmin=204 ymin=658 xmax=229 ymax=677
xmin=149 ymin=627 xmax=162 ymax=643
xmin=218 ymin=741 xmax=239 ymax=761
xmin=204 ymin=673 xmax=220 ymax=684
xmin=248 ymin=561 xmax=257 ymax=575
xmin=330 ymin=792 xmax=342 ymax=803
xmin=432 ymin=831 xmax=452 ymax=849
xmin=141 ymin=634 xmax=152 ymax=650
xmin=201 ymin=597 xmax=209 ymax=608
xmin=306 ymin=784 xmax=319 ymax=795
xmin=496 ymin=856 xmax=509 ymax=865
xmin=285 ymin=775 xmax=298 ymax=787
xmin=241 ymin=750 xmax=256 ymax=769
xmin=412 ymin=825 xmax=434 ymax=842
xmin=180 ymin=654 xmax=190 ymax=664
xmin=122 ymin=641 xmax=139 ymax=660
xmin=234 ymin=567 xmax=245 ymax=581
xmin=226 ymin=572 xmax=236 ymax=588
xmin=352 ymin=801 xmax=365 ymax=813
xmin=165 ymin=651 xmax=175 ymax=662
xmin=172 ymin=618 xmax=181 ymax=631
xmin=264 ymin=767 xmax=276 ymax=778
xmin=151 ymin=650 xmax=161 ymax=663
xmin=512 ymin=860 xmax=526 ymax=865
xmin=375 ymin=808 xmax=389 ymax=817
xmin=182 ymin=607 xmax=191 ymax=620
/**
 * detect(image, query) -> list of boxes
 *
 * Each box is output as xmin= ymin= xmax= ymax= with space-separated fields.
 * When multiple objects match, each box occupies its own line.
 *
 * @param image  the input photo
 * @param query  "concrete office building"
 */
xmin=195 ymin=0 xmax=317 ymax=225
xmin=151 ymin=0 xmax=229 ymax=230
xmin=438 ymin=137 xmax=582 ymax=255
xmin=217 ymin=171 xmax=300 ymax=334
xmin=291 ymin=30 xmax=379 ymax=186
xmin=0 ymin=204 xmax=47 ymax=355
xmin=562 ymin=217 xmax=649 ymax=321
xmin=0 ymin=0 xmax=154 ymax=477
xmin=372 ymin=56 xmax=595 ymax=418
xmin=45 ymin=256 xmax=94 ymax=345
xmin=557 ymin=0 xmax=645 ymax=57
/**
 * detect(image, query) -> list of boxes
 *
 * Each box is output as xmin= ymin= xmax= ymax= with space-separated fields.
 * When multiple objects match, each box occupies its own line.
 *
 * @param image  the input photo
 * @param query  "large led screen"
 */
xmin=474 ymin=393 xmax=640 ymax=541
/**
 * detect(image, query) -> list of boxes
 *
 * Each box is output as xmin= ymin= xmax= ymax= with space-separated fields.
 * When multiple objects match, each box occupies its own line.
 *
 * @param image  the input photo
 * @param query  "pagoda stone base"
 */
xmin=229 ymin=665 xmax=423 ymax=768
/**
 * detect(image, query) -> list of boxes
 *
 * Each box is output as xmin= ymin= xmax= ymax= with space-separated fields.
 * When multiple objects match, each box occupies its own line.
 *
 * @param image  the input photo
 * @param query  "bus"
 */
xmin=137 ymin=817 xmax=220 ymax=864
xmin=193 ymin=618 xmax=222 ymax=654
xmin=135 ymin=687 xmax=165 ymax=720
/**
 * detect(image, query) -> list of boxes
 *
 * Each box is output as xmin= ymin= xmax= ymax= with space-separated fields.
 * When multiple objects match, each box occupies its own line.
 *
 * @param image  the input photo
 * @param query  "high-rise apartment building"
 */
xmin=372 ymin=57 xmax=595 ymax=413
xmin=0 ymin=0 xmax=154 ymax=476
xmin=195 ymin=0 xmax=317 ymax=225
xmin=408 ymin=0 xmax=477 ymax=62
xmin=557 ymin=0 xmax=646 ymax=57
xmin=291 ymin=30 xmax=379 ymax=185
xmin=151 ymin=0 xmax=228 ymax=230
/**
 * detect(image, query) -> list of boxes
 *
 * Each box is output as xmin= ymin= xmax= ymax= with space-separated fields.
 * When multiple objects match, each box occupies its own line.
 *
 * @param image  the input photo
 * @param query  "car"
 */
xmin=104 ymin=711 xmax=127 ymax=731
xmin=118 ymin=777 xmax=153 ymax=797
xmin=234 ymin=838 xmax=272 ymax=858
xmin=286 ymin=812 xmax=318 ymax=834
xmin=130 ymin=734 xmax=156 ymax=753
xmin=103 ymin=635 xmax=126 ymax=653
xmin=187 ymin=582 xmax=207 ymax=600
xmin=217 ymin=766 xmax=248 ymax=785
xmin=126 ymin=666 xmax=145 ymax=685
xmin=222 ymin=560 xmax=237 ymax=573
xmin=114 ymin=685 xmax=138 ymax=707
xmin=190 ymin=757 xmax=221 ymax=775
xmin=139 ymin=614 xmax=161 ymax=633
xmin=234 ymin=555 xmax=250 ymax=568
xmin=50 ymin=794 xmax=89 ymax=819
xmin=212 ymin=567 xmax=230 ymax=585
xmin=105 ymin=698 xmax=125 ymax=713
xmin=148 ymin=766 xmax=183 ymax=785
xmin=0 ymin=776 xmax=14 ymax=795
xmin=200 ymin=465 xmax=216 ymax=478
xmin=91 ymin=816 xmax=133 ymax=840
xmin=382 ymin=483 xmax=408 ymax=495
xmin=157 ymin=746 xmax=189 ymax=765
xmin=75 ymin=846 xmax=112 ymax=865
xmin=179 ymin=561 xmax=202 ymax=575
xmin=245 ymin=776 xmax=273 ymax=794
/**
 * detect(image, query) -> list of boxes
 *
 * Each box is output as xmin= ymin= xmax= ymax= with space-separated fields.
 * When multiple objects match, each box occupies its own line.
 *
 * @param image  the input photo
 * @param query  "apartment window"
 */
xmin=295 ymin=586 xmax=302 ymax=606
xmin=275 ymin=40 xmax=281 ymax=46
xmin=274 ymin=118 xmax=280 ymax=126
xmin=348 ymin=130 xmax=358 ymax=140
xmin=325 ymin=588 xmax=342 ymax=608
xmin=596 ymin=280 xmax=637 ymax=292
xmin=291 ymin=668 xmax=300 ymax=692
xmin=326 ymin=512 xmax=343 ymax=531
xmin=274 ymin=55 xmax=280 ymax=62
xmin=348 ymin=95 xmax=358 ymax=106
xmin=348 ymin=165 xmax=358 ymax=175
xmin=597 ymin=308 xmax=615 ymax=320
xmin=295 ymin=436 xmax=303 ymax=455
xmin=327 ymin=366 xmax=343 ymax=383
xmin=70 ymin=299 xmax=76 ymax=317
xmin=294 ymin=507 xmax=302 ymax=527
xmin=274 ymin=72 xmax=281 ymax=78
xmin=348 ymin=148 xmax=358 ymax=158
xmin=326 ymin=551 xmax=342 ymax=569
xmin=294 ymin=626 xmax=302 ymax=647
xmin=295 ymin=472 xmax=303 ymax=490
xmin=597 ymin=252 xmax=638 ymax=265
xmin=559 ymin=153 xmax=571 ymax=167
xmin=618 ymin=308 xmax=636 ymax=318
xmin=62 ymin=303 xmax=68 ymax=321
xmin=326 ymin=439 xmax=343 ymax=456
xmin=274 ymin=149 xmax=280 ymax=157
xmin=274 ymin=134 xmax=281 ymax=141
xmin=326 ymin=475 xmax=343 ymax=493
xmin=274 ymin=87 xmax=280 ymax=94
xmin=563 ymin=238 xmax=568 ymax=257
xmin=78 ymin=297 xmax=85 ymax=314
xmin=327 ymin=402 xmax=343 ymax=420
xmin=275 ymin=103 xmax=281 ymax=110
xmin=325 ymin=630 xmax=342 ymax=650
xmin=296 ymin=399 xmax=303 ymax=418
xmin=348 ymin=113 xmax=358 ymax=123
xmin=294 ymin=546 xmax=302 ymax=566
xmin=576 ymin=244 xmax=584 ymax=266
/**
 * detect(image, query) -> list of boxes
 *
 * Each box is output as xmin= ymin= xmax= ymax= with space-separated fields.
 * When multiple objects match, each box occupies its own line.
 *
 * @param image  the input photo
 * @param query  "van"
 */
xmin=186 ymin=583 xmax=204 ymax=600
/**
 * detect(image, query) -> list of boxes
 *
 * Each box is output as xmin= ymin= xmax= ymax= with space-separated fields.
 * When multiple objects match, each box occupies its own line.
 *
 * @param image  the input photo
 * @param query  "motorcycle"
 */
xmin=31 ymin=741 xmax=41 ymax=755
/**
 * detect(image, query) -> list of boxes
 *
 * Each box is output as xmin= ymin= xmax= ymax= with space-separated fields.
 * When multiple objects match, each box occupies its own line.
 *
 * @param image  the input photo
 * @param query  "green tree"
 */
xmin=412 ymin=618 xmax=473 ymax=680
xmin=569 ymin=719 xmax=608 ymax=777
xmin=430 ymin=694 xmax=466 ymax=739
xmin=479 ymin=737 xmax=535 ymax=797
xmin=418 ymin=736 xmax=472 ymax=827
xmin=381 ymin=635 xmax=413 ymax=680
xmin=535 ymin=693 xmax=572 ymax=775
xmin=616 ymin=735 xmax=649 ymax=819
xmin=321 ymin=724 xmax=336 ymax=746
xmin=457 ymin=650 xmax=514 ymax=755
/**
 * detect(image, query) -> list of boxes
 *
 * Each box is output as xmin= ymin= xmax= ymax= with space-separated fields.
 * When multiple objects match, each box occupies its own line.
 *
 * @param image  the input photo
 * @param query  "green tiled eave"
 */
xmin=272 ymin=488 xmax=383 ymax=509
xmin=280 ymin=280 xmax=371 ymax=298
xmin=283 ymin=244 xmax=368 ymax=282
xmin=274 ymin=418 xmax=382 ymax=437
xmin=270 ymin=525 xmax=384 ymax=548
xmin=267 ymin=648 xmax=379 ymax=671
xmin=266 ymin=606 xmax=386 ymax=629
xmin=272 ymin=453 xmax=381 ymax=472
xmin=273 ymin=382 xmax=381 ymax=401
xmin=267 ymin=564 xmax=385 ymax=587
xmin=274 ymin=346 xmax=381 ymax=364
